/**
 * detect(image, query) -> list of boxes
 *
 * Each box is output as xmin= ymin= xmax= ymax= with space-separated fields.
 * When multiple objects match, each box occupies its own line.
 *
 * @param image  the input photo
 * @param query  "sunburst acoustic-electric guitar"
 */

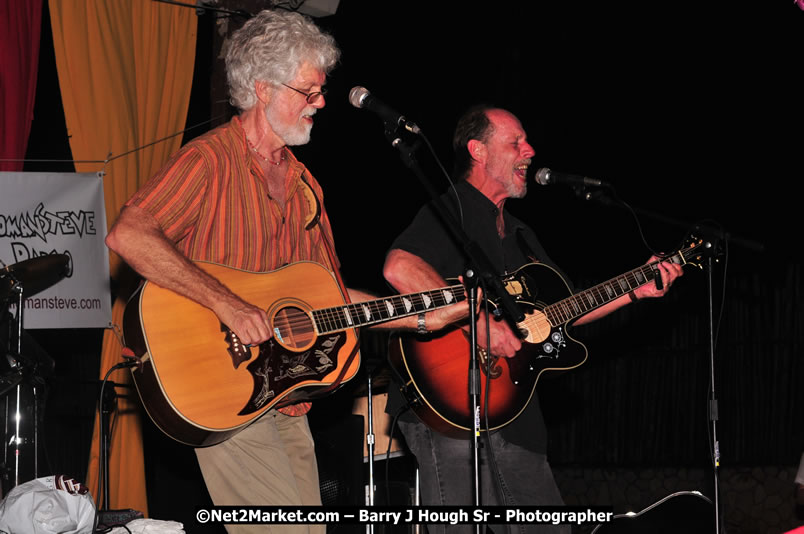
xmin=388 ymin=237 xmax=709 ymax=438
xmin=123 ymin=260 xmax=466 ymax=447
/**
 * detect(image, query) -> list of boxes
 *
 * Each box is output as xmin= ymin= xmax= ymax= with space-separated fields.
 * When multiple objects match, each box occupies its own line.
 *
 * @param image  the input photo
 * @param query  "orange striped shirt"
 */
xmin=128 ymin=117 xmax=339 ymax=416
xmin=128 ymin=117 xmax=338 ymax=273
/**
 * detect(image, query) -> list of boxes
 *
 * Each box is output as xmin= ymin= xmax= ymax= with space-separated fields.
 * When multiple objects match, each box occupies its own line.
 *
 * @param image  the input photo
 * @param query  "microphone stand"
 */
xmin=464 ymin=274 xmax=482 ymax=514
xmin=12 ymin=285 xmax=27 ymax=486
xmin=580 ymin=187 xmax=756 ymax=534
xmin=99 ymin=379 xmax=119 ymax=510
xmin=94 ymin=360 xmax=141 ymax=529
xmin=382 ymin=124 xmax=523 ymax=527
xmin=2 ymin=278 xmax=40 ymax=490
xmin=365 ymin=369 xmax=375 ymax=534
xmin=705 ymin=256 xmax=721 ymax=534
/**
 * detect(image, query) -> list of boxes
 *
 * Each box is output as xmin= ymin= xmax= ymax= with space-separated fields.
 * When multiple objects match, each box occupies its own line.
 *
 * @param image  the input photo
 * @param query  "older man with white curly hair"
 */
xmin=106 ymin=9 xmax=468 ymax=534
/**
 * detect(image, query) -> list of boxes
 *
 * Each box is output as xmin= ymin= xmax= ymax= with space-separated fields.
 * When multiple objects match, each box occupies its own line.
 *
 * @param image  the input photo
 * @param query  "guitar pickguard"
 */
xmin=534 ymin=325 xmax=567 ymax=359
xmin=495 ymin=265 xmax=575 ymax=384
xmin=506 ymin=319 xmax=569 ymax=386
xmin=238 ymin=333 xmax=345 ymax=415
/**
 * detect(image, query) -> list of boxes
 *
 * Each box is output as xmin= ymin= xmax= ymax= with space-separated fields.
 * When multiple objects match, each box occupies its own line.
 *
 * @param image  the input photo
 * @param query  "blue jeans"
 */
xmin=398 ymin=420 xmax=570 ymax=534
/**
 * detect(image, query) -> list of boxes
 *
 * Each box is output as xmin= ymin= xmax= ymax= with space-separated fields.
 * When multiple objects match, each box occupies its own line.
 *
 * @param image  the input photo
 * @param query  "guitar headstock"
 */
xmin=674 ymin=233 xmax=719 ymax=269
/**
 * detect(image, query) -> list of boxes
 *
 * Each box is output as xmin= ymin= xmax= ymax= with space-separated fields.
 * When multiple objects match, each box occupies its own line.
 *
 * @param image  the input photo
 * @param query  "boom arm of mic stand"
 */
xmin=583 ymin=189 xmax=762 ymax=254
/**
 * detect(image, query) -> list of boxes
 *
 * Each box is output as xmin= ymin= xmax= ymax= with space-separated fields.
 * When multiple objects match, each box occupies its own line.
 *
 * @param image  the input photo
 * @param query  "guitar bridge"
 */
xmin=221 ymin=322 xmax=250 ymax=368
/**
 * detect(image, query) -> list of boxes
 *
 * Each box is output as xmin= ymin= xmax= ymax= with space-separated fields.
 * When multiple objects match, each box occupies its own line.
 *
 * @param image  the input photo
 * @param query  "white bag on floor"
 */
xmin=0 ymin=475 xmax=95 ymax=534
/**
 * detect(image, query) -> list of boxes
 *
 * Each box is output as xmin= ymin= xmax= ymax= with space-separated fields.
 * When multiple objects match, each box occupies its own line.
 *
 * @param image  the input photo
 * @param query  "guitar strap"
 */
xmin=274 ymin=186 xmax=362 ymax=408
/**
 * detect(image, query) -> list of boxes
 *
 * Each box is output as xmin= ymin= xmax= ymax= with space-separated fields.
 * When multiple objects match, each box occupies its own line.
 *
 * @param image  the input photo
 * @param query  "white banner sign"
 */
xmin=1 ymin=172 xmax=112 ymax=328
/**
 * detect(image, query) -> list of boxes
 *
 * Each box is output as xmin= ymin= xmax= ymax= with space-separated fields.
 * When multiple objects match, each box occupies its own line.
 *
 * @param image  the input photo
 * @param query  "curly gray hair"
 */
xmin=225 ymin=10 xmax=340 ymax=111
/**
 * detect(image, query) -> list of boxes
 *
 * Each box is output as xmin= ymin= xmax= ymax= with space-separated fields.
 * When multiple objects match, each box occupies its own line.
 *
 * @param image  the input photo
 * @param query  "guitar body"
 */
xmin=389 ymin=262 xmax=588 ymax=438
xmin=123 ymin=261 xmax=359 ymax=447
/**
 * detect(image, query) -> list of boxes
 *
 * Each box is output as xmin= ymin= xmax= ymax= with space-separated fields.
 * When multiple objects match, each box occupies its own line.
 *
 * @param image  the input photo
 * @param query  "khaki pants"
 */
xmin=195 ymin=411 xmax=324 ymax=534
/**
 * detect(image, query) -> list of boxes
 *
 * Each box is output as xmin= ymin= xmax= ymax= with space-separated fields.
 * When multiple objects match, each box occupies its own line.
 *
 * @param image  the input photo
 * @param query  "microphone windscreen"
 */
xmin=348 ymin=86 xmax=369 ymax=109
xmin=534 ymin=167 xmax=552 ymax=186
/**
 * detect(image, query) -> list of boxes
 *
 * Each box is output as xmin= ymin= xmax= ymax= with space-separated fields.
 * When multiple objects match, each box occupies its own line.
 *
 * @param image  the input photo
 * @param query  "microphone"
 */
xmin=348 ymin=86 xmax=420 ymax=134
xmin=534 ymin=167 xmax=609 ymax=188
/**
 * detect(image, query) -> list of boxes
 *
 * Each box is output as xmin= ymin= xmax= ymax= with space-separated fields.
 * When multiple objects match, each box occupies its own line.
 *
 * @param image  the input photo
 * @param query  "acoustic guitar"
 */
xmin=388 ymin=238 xmax=708 ymax=438
xmin=123 ymin=260 xmax=465 ymax=446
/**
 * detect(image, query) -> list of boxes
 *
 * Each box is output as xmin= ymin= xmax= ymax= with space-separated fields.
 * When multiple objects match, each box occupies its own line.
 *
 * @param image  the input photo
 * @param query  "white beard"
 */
xmin=492 ymin=171 xmax=527 ymax=199
xmin=506 ymin=179 xmax=527 ymax=199
xmin=265 ymin=104 xmax=315 ymax=146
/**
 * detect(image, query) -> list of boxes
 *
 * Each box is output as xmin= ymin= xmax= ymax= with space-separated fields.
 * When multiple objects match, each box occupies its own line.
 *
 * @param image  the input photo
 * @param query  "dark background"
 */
xmin=11 ymin=0 xmax=803 ymax=529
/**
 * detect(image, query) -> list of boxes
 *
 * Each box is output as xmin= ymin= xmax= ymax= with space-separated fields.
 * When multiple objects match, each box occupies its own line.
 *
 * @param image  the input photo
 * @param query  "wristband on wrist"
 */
xmin=628 ymin=291 xmax=639 ymax=304
xmin=417 ymin=312 xmax=428 ymax=334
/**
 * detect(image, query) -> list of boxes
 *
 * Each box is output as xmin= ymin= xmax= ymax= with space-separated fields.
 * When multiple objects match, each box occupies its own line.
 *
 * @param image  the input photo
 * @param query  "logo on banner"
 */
xmin=0 ymin=202 xmax=97 ymax=269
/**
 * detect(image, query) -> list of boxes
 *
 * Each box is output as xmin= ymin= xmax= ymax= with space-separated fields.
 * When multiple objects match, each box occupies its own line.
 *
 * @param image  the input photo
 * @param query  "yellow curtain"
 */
xmin=49 ymin=0 xmax=197 ymax=514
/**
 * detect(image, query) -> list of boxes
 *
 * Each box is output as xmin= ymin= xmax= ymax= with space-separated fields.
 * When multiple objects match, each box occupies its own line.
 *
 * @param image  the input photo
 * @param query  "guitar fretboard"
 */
xmin=544 ymin=248 xmax=691 ymax=326
xmin=312 ymin=285 xmax=465 ymax=334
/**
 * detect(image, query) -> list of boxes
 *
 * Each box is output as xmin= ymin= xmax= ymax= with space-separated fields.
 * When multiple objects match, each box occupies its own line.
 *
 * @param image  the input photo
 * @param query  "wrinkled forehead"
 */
xmin=487 ymin=109 xmax=526 ymax=140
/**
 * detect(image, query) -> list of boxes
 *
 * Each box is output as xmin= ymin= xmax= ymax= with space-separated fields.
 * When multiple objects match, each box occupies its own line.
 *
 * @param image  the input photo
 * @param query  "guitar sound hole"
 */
xmin=273 ymin=306 xmax=315 ymax=350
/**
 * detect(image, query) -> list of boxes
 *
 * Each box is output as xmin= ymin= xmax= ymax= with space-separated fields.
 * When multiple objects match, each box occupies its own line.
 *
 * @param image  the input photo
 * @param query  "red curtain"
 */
xmin=0 ymin=0 xmax=43 ymax=171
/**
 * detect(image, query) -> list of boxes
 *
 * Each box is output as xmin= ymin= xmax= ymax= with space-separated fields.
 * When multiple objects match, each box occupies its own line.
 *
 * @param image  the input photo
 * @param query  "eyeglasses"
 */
xmin=281 ymin=83 xmax=327 ymax=105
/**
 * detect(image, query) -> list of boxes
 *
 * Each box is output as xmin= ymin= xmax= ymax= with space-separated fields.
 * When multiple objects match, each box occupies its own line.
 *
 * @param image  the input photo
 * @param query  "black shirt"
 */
xmin=386 ymin=181 xmax=569 ymax=453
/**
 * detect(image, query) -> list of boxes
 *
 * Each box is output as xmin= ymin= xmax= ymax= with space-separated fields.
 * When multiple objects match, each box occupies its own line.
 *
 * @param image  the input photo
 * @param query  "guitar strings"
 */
xmin=275 ymin=259 xmax=660 ymax=337
xmin=545 ymin=263 xmax=658 ymax=324
xmin=271 ymin=254 xmax=675 ymax=336
xmin=285 ymin=245 xmax=698 ymax=337
xmin=270 ymin=285 xmax=466 ymax=334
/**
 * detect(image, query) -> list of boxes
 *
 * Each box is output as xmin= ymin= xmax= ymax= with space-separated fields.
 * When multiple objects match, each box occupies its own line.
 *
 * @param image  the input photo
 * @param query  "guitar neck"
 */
xmin=312 ymin=284 xmax=465 ymax=334
xmin=545 ymin=250 xmax=686 ymax=326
